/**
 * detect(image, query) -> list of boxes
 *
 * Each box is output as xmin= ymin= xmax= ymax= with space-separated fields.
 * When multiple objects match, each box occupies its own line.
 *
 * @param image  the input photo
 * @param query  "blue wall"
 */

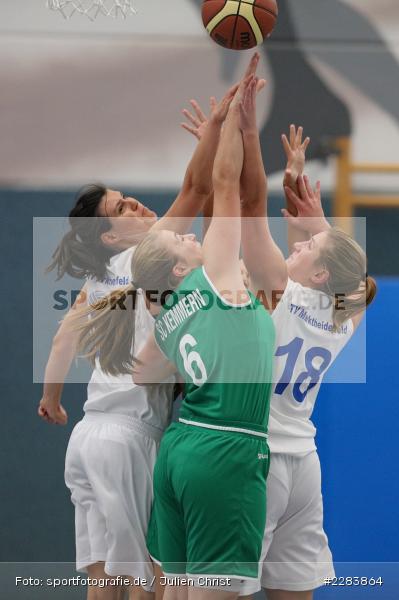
xmin=314 ymin=278 xmax=399 ymax=561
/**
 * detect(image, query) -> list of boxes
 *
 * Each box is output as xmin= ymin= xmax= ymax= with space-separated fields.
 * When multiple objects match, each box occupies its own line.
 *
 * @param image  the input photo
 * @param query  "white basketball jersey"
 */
xmin=83 ymin=247 xmax=174 ymax=431
xmin=269 ymin=278 xmax=353 ymax=454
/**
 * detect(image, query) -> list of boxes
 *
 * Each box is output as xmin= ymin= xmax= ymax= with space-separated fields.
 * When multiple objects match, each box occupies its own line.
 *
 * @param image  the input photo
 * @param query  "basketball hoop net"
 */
xmin=46 ymin=0 xmax=136 ymax=20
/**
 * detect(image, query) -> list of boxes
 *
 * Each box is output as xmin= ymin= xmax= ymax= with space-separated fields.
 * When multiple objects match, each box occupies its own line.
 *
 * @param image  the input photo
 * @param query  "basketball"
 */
xmin=202 ymin=0 xmax=278 ymax=51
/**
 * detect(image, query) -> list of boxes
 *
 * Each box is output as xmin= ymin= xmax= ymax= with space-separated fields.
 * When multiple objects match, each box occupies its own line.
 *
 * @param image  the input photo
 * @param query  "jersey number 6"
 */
xmin=179 ymin=334 xmax=208 ymax=386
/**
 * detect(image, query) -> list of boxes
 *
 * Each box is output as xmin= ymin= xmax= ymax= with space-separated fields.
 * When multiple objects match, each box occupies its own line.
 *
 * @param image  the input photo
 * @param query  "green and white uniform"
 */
xmin=148 ymin=266 xmax=275 ymax=581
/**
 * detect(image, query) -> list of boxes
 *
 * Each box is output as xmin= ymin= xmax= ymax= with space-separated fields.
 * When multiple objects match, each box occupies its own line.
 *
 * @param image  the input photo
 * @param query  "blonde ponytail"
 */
xmin=71 ymin=283 xmax=139 ymax=376
xmin=68 ymin=229 xmax=183 ymax=376
xmin=366 ymin=275 xmax=377 ymax=307
xmin=332 ymin=275 xmax=377 ymax=328
xmin=318 ymin=228 xmax=377 ymax=329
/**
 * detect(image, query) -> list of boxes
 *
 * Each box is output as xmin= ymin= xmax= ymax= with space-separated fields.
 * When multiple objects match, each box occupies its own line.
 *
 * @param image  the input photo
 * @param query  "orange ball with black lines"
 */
xmin=202 ymin=0 xmax=278 ymax=50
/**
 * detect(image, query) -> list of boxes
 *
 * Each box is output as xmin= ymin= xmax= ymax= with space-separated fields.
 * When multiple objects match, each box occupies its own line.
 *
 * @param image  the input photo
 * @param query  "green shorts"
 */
xmin=147 ymin=421 xmax=270 ymax=580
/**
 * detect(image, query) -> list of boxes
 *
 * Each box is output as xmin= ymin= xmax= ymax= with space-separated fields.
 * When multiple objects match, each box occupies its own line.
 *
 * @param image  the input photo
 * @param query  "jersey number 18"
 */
xmin=275 ymin=337 xmax=332 ymax=403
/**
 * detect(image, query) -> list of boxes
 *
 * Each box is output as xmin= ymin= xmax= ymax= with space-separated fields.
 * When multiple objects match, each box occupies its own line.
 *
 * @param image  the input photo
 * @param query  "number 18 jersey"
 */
xmin=154 ymin=266 xmax=275 ymax=434
xmin=269 ymin=278 xmax=354 ymax=454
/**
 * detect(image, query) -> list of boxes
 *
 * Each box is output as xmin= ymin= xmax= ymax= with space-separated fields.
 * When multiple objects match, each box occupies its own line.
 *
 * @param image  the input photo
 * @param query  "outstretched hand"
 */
xmin=232 ymin=52 xmax=266 ymax=105
xmin=239 ymin=76 xmax=258 ymax=133
xmin=282 ymin=175 xmax=330 ymax=235
xmin=181 ymin=52 xmax=266 ymax=141
xmin=282 ymin=124 xmax=310 ymax=190
xmin=181 ymin=82 xmax=239 ymax=140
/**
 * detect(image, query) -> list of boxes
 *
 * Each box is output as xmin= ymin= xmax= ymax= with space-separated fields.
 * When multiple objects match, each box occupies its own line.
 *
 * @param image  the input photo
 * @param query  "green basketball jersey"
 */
xmin=154 ymin=266 xmax=275 ymax=433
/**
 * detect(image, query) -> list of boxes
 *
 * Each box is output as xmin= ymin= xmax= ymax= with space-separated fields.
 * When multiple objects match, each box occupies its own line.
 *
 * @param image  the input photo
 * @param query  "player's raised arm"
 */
xmin=201 ymin=77 xmax=251 ymax=301
xmin=239 ymin=77 xmax=287 ymax=306
xmin=152 ymin=83 xmax=238 ymax=235
xmin=177 ymin=52 xmax=265 ymax=238
xmin=281 ymin=124 xmax=311 ymax=251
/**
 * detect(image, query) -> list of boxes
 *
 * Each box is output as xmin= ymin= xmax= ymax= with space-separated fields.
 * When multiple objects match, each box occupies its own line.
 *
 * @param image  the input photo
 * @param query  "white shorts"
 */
xmin=64 ymin=412 xmax=163 ymax=591
xmin=241 ymin=451 xmax=335 ymax=594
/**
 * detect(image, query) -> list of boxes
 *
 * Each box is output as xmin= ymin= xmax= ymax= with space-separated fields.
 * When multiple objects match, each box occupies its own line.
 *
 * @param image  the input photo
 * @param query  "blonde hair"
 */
xmin=132 ymin=230 xmax=181 ymax=297
xmin=73 ymin=230 xmax=180 ymax=376
xmin=317 ymin=228 xmax=377 ymax=329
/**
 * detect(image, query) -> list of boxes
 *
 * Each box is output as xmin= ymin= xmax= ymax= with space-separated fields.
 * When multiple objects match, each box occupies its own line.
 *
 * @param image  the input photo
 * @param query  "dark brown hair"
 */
xmin=47 ymin=184 xmax=115 ymax=281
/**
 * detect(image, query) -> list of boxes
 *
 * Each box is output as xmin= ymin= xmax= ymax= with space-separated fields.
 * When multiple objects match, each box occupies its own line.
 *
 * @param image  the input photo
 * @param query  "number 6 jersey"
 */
xmin=154 ymin=266 xmax=275 ymax=435
xmin=269 ymin=278 xmax=354 ymax=454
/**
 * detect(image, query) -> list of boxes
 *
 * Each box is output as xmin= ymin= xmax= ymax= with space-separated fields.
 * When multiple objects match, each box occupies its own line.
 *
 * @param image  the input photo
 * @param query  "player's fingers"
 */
xmin=315 ymin=180 xmax=321 ymax=198
xmin=182 ymin=109 xmax=200 ymax=128
xmin=297 ymin=175 xmax=309 ymax=201
xmin=256 ymin=78 xmax=267 ymax=93
xmin=210 ymin=96 xmax=217 ymax=111
xmin=222 ymin=96 xmax=234 ymax=117
xmin=190 ymin=100 xmax=207 ymax=123
xmin=281 ymin=134 xmax=291 ymax=156
xmin=289 ymin=124 xmax=296 ymax=147
xmin=296 ymin=126 xmax=303 ymax=146
xmin=284 ymin=186 xmax=301 ymax=206
xmin=239 ymin=101 xmax=246 ymax=122
xmin=251 ymin=77 xmax=258 ymax=99
xmin=244 ymin=78 xmax=254 ymax=107
xmin=302 ymin=137 xmax=311 ymax=152
xmin=181 ymin=123 xmax=200 ymax=140
xmin=40 ymin=409 xmax=54 ymax=424
xmin=222 ymin=85 xmax=239 ymax=111
xmin=243 ymin=74 xmax=254 ymax=88
xmin=38 ymin=406 xmax=52 ymax=423
xmin=223 ymin=94 xmax=236 ymax=112
xmin=244 ymin=77 xmax=256 ymax=105
xmin=243 ymin=51 xmax=260 ymax=78
xmin=251 ymin=79 xmax=259 ymax=108
xmin=226 ymin=82 xmax=240 ymax=99
xmin=240 ymin=75 xmax=253 ymax=103
xmin=303 ymin=174 xmax=314 ymax=197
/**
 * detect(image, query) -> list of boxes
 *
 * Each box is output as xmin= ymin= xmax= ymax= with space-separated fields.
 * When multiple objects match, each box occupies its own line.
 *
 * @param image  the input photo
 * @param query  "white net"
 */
xmin=46 ymin=0 xmax=136 ymax=20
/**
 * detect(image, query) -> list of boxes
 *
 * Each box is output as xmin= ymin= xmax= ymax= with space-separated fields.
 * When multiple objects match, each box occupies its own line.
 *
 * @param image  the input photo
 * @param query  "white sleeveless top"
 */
xmin=83 ymin=247 xmax=174 ymax=432
xmin=269 ymin=278 xmax=353 ymax=454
